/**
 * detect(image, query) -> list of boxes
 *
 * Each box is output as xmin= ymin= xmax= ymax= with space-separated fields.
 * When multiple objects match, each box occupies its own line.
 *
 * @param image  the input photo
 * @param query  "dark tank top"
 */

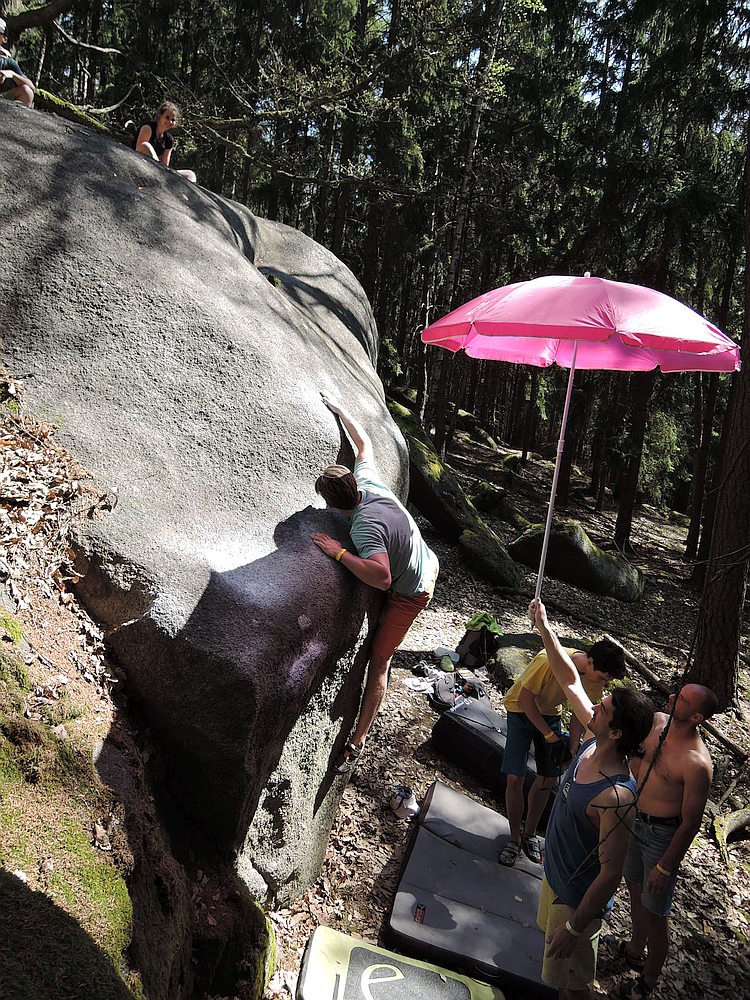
xmin=544 ymin=739 xmax=635 ymax=911
xmin=134 ymin=120 xmax=174 ymax=160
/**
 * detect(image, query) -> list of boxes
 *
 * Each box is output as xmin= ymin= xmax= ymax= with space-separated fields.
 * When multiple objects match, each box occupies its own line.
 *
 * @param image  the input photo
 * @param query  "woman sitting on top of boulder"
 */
xmin=134 ymin=100 xmax=197 ymax=183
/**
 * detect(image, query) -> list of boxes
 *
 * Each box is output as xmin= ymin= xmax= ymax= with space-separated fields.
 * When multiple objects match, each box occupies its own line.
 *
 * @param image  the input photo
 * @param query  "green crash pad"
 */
xmin=297 ymin=925 xmax=505 ymax=1000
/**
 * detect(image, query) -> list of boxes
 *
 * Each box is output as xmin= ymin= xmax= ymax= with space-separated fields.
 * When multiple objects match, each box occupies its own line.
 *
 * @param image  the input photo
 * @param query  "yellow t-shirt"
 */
xmin=503 ymin=648 xmax=604 ymax=716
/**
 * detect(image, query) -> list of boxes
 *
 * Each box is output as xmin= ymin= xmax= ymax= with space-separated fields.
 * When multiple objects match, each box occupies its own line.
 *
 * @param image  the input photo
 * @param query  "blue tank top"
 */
xmin=544 ymin=739 xmax=635 ymax=911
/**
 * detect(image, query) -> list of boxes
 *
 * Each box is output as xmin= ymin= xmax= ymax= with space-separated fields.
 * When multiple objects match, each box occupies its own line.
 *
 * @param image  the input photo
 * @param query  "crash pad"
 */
xmin=296 ymin=925 xmax=506 ymax=999
xmin=387 ymin=781 xmax=554 ymax=999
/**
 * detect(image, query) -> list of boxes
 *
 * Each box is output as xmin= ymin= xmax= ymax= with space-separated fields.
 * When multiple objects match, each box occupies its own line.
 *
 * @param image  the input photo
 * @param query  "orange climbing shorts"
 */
xmin=371 ymin=565 xmax=438 ymax=661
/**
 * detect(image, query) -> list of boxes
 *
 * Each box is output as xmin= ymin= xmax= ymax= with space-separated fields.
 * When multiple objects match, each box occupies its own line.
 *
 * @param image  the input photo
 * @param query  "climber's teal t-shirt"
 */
xmin=350 ymin=458 xmax=438 ymax=596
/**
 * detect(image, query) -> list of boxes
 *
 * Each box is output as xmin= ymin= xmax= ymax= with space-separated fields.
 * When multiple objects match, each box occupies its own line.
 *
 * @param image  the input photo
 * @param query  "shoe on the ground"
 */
xmin=618 ymin=975 xmax=654 ymax=998
xmin=333 ymin=742 xmax=363 ymax=774
xmin=498 ymin=839 xmax=522 ymax=867
xmin=521 ymin=834 xmax=543 ymax=865
xmin=602 ymin=935 xmax=644 ymax=970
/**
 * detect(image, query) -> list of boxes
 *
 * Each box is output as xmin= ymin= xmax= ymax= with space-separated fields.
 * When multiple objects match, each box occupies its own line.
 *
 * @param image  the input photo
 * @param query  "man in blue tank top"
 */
xmin=530 ymin=599 xmax=654 ymax=1000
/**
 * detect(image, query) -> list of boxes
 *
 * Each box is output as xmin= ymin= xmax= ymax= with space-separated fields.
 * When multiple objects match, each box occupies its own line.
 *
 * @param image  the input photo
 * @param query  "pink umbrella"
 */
xmin=422 ymin=273 xmax=741 ymax=599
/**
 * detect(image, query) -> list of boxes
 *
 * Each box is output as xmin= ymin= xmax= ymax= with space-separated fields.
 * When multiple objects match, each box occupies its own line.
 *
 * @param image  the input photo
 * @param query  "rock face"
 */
xmin=472 ymin=481 xmax=530 ymax=531
xmin=508 ymin=521 xmax=645 ymax=602
xmin=388 ymin=402 xmax=521 ymax=589
xmin=0 ymin=103 xmax=404 ymax=904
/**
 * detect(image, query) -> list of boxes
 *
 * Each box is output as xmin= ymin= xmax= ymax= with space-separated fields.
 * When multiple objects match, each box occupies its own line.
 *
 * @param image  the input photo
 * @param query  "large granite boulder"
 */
xmin=387 ymin=402 xmax=521 ymax=589
xmin=508 ymin=521 xmax=645 ymax=602
xmin=0 ymin=102 xmax=402 ymax=905
xmin=472 ymin=481 xmax=530 ymax=531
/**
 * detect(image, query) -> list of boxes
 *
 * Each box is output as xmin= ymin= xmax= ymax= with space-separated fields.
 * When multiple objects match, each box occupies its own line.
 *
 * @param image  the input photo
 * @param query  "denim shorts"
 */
xmin=622 ymin=814 xmax=679 ymax=917
xmin=501 ymin=710 xmax=563 ymax=777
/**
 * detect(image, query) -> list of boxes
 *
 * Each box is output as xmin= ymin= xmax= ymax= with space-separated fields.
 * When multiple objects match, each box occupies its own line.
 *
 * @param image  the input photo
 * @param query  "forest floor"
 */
xmin=264 ymin=437 xmax=750 ymax=1000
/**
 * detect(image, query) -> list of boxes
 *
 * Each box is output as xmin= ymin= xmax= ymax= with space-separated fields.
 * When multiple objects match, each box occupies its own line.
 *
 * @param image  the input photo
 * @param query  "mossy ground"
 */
xmin=0 ymin=645 xmax=137 ymax=996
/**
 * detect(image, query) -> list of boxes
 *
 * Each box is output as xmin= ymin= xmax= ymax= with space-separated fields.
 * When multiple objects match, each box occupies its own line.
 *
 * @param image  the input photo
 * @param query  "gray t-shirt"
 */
xmin=350 ymin=458 xmax=438 ymax=596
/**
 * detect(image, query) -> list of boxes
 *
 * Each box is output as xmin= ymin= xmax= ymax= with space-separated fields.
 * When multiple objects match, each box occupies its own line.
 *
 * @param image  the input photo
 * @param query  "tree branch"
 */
xmin=52 ymin=18 xmax=122 ymax=55
xmin=77 ymin=84 xmax=140 ymax=117
xmin=7 ymin=0 xmax=74 ymax=33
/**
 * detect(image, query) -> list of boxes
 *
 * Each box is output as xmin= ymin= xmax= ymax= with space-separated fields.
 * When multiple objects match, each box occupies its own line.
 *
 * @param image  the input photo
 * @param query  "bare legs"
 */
xmin=175 ymin=168 xmax=197 ymax=183
xmin=349 ymin=652 xmax=391 ymax=749
xmin=7 ymin=83 xmax=33 ymax=107
xmin=505 ymin=773 xmax=555 ymax=845
xmin=505 ymin=773 xmax=526 ymax=846
xmin=626 ymin=880 xmax=669 ymax=988
xmin=525 ymin=775 xmax=556 ymax=837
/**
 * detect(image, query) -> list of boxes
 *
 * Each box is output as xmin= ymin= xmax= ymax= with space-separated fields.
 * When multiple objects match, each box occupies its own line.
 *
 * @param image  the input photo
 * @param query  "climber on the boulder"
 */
xmin=312 ymin=393 xmax=439 ymax=774
xmin=0 ymin=18 xmax=34 ymax=109
xmin=134 ymin=100 xmax=197 ymax=183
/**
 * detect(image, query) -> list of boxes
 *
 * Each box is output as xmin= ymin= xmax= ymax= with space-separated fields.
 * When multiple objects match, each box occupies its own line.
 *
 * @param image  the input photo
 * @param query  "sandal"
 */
xmin=333 ymin=742 xmax=363 ymax=774
xmin=618 ymin=976 xmax=653 ymax=998
xmin=522 ymin=834 xmax=543 ymax=865
xmin=603 ymin=936 xmax=644 ymax=970
xmin=498 ymin=840 xmax=522 ymax=867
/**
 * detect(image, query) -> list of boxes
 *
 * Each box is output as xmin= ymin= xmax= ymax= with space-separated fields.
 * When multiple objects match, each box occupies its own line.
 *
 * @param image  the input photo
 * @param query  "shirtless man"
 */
xmin=530 ymin=599 xmax=653 ymax=1000
xmin=616 ymin=684 xmax=716 ymax=999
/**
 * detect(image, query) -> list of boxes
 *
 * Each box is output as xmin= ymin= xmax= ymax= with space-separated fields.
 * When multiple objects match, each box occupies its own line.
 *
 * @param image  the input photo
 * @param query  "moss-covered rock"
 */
xmin=669 ymin=510 xmax=690 ymax=528
xmin=472 ymin=481 xmax=530 ymax=530
xmin=491 ymin=631 xmax=589 ymax=690
xmin=508 ymin=520 xmax=645 ymax=602
xmin=388 ymin=402 xmax=521 ymax=589
xmin=455 ymin=409 xmax=499 ymax=451
xmin=458 ymin=530 xmax=522 ymax=590
xmin=34 ymin=89 xmax=120 ymax=137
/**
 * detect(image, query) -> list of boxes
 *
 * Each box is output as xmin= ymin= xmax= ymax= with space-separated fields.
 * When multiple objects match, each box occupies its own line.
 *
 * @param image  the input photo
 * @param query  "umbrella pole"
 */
xmin=534 ymin=342 xmax=579 ymax=602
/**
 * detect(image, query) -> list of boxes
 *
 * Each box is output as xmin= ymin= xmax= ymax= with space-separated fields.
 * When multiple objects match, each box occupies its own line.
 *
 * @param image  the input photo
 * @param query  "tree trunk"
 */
xmin=684 ymin=372 xmax=718 ymax=559
xmin=434 ymin=3 xmax=504 ymax=457
xmin=614 ymin=371 xmax=657 ymax=551
xmin=687 ymin=121 xmax=750 ymax=709
xmin=686 ymin=248 xmax=736 ymax=561
xmin=522 ymin=370 xmax=540 ymax=461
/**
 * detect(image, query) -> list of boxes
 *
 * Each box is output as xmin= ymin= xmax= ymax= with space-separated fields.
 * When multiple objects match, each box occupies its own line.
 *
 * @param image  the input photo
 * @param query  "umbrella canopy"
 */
xmin=421 ymin=274 xmax=741 ymax=600
xmin=423 ymin=275 xmax=740 ymax=372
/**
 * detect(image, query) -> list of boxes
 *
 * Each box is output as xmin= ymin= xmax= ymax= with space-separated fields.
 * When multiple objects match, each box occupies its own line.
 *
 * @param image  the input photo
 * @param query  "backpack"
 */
xmin=427 ymin=669 xmax=490 ymax=713
xmin=456 ymin=624 xmax=501 ymax=670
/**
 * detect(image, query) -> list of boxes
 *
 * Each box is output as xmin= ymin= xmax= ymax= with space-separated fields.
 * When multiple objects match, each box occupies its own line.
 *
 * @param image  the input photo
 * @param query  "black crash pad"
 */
xmin=296 ymin=925 xmax=506 ymax=999
xmin=387 ymin=781 xmax=554 ymax=1000
xmin=431 ymin=699 xmax=554 ymax=825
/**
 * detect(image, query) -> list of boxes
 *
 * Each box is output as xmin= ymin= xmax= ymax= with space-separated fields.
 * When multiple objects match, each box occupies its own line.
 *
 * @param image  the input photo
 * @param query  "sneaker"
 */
xmin=333 ymin=742 xmax=363 ymax=774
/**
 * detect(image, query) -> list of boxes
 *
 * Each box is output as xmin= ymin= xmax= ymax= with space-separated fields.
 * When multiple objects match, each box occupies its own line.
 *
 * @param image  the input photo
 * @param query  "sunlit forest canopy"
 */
xmin=5 ymin=1 xmax=749 ymax=549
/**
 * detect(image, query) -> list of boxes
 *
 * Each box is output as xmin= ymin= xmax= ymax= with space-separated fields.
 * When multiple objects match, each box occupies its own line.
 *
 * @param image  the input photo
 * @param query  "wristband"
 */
xmin=565 ymin=919 xmax=582 ymax=937
xmin=544 ymin=731 xmax=558 ymax=743
xmin=655 ymin=863 xmax=671 ymax=877
xmin=335 ymin=548 xmax=347 ymax=562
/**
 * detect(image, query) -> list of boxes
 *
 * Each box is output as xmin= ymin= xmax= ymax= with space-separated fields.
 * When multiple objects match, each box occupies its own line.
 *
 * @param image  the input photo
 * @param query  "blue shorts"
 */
xmin=502 ymin=710 xmax=563 ymax=778
xmin=622 ymin=814 xmax=679 ymax=917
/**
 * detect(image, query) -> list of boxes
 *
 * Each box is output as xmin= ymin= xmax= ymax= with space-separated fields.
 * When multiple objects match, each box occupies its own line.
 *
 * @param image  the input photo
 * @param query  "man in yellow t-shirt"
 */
xmin=499 ymin=640 xmax=626 ymax=867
